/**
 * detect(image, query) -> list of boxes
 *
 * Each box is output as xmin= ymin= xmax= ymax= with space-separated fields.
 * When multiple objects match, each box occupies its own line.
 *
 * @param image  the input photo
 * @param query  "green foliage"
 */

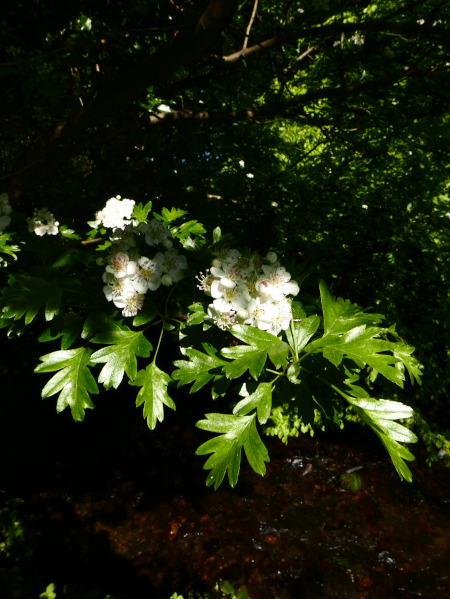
xmin=221 ymin=326 xmax=286 ymax=380
xmin=35 ymin=347 xmax=98 ymax=421
xmin=196 ymin=413 xmax=269 ymax=489
xmin=90 ymin=328 xmax=153 ymax=389
xmin=0 ymin=274 xmax=62 ymax=326
xmin=0 ymin=232 xmax=20 ymax=265
xmin=172 ymin=344 xmax=227 ymax=393
xmin=1 ymin=0 xmax=448 ymax=489
xmin=187 ymin=280 xmax=421 ymax=487
xmin=130 ymin=361 xmax=175 ymax=430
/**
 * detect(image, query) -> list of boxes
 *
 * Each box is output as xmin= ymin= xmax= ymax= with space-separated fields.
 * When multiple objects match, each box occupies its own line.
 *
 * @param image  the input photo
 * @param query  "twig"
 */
xmin=81 ymin=237 xmax=103 ymax=245
xmin=242 ymin=0 xmax=259 ymax=50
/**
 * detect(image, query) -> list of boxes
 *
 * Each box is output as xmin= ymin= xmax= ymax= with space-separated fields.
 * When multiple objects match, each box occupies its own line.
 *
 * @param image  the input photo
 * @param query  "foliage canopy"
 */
xmin=1 ymin=0 xmax=450 ymax=482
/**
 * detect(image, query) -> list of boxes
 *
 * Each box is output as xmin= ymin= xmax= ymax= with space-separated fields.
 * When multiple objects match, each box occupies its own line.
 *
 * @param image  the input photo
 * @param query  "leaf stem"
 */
xmin=153 ymin=285 xmax=177 ymax=364
xmin=290 ymin=319 xmax=299 ymax=362
xmin=266 ymin=368 xmax=282 ymax=376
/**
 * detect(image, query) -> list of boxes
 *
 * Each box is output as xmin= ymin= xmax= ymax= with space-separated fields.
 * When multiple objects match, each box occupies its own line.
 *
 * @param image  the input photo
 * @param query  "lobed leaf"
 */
xmin=90 ymin=328 xmax=152 ymax=389
xmin=344 ymin=393 xmax=417 ymax=482
xmin=1 ymin=274 xmax=63 ymax=325
xmin=221 ymin=325 xmax=284 ymax=380
xmin=233 ymin=382 xmax=272 ymax=424
xmin=196 ymin=413 xmax=269 ymax=489
xmin=307 ymin=325 xmax=404 ymax=387
xmin=35 ymin=347 xmax=98 ymax=421
xmin=319 ymin=280 xmax=384 ymax=335
xmin=172 ymin=343 xmax=227 ymax=393
xmin=130 ymin=362 xmax=175 ymax=430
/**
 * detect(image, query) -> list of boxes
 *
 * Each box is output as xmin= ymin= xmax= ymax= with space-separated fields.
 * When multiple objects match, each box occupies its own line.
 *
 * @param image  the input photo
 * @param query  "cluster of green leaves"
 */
xmin=0 ymin=205 xmax=209 ymax=438
xmin=173 ymin=280 xmax=420 ymax=489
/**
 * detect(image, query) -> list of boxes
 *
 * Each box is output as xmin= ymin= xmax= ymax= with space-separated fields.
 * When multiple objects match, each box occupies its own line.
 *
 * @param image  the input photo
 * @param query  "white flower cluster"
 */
xmin=196 ymin=249 xmax=299 ymax=336
xmin=101 ymin=222 xmax=187 ymax=318
xmin=27 ymin=207 xmax=59 ymax=236
xmin=350 ymin=32 xmax=364 ymax=45
xmin=94 ymin=196 xmax=135 ymax=230
xmin=0 ymin=193 xmax=12 ymax=231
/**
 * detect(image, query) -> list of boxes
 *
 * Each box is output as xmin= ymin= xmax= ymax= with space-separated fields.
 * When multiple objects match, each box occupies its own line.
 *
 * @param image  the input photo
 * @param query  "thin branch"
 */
xmin=209 ymin=21 xmax=448 ymax=65
xmin=242 ymin=0 xmax=259 ymax=50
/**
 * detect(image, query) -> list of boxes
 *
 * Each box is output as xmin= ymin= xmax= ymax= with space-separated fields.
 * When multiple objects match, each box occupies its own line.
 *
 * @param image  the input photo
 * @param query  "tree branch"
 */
xmin=6 ymin=0 xmax=240 ymax=200
xmin=207 ymin=21 xmax=448 ymax=65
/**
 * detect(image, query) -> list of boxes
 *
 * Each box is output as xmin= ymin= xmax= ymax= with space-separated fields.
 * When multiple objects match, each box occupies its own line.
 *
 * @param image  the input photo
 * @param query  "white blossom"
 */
xmin=154 ymin=248 xmax=187 ymax=282
xmin=113 ymin=289 xmax=145 ymax=318
xmin=105 ymin=252 xmax=137 ymax=279
xmin=197 ymin=248 xmax=299 ymax=334
xmin=350 ymin=32 xmax=364 ymax=45
xmin=142 ymin=218 xmax=172 ymax=246
xmin=133 ymin=256 xmax=162 ymax=292
xmin=212 ymin=283 xmax=250 ymax=313
xmin=205 ymin=305 xmax=236 ymax=330
xmin=95 ymin=196 xmax=135 ymax=230
xmin=259 ymin=299 xmax=292 ymax=335
xmin=27 ymin=207 xmax=59 ymax=237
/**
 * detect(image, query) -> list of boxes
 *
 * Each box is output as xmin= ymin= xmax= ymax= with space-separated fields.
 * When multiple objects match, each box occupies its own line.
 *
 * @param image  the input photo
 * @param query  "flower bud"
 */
xmin=266 ymin=251 xmax=277 ymax=264
xmin=212 ymin=258 xmax=222 ymax=269
xmin=96 ymin=257 xmax=106 ymax=266
xmin=286 ymin=280 xmax=299 ymax=296
xmin=163 ymin=238 xmax=173 ymax=249
xmin=161 ymin=274 xmax=173 ymax=286
xmin=256 ymin=279 xmax=274 ymax=299
xmin=236 ymin=308 xmax=249 ymax=320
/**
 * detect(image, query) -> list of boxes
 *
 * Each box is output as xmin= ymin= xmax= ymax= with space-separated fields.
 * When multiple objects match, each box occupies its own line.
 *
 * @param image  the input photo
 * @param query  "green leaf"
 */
xmin=49 ymin=249 xmax=83 ymax=271
xmin=1 ymin=274 xmax=62 ymax=325
xmin=229 ymin=324 xmax=281 ymax=348
xmin=319 ymin=280 xmax=383 ymax=335
xmin=133 ymin=300 xmax=159 ymax=326
xmin=132 ymin=201 xmax=153 ymax=223
xmin=186 ymin=302 xmax=206 ymax=326
xmin=291 ymin=301 xmax=307 ymax=320
xmin=90 ymin=328 xmax=152 ymax=389
xmin=35 ymin=347 xmax=98 ymax=421
xmin=196 ymin=413 xmax=269 ymax=489
xmin=344 ymin=393 xmax=417 ymax=482
xmin=221 ymin=325 xmax=282 ymax=380
xmin=233 ymin=382 xmax=272 ymax=424
xmin=40 ymin=313 xmax=83 ymax=349
xmin=221 ymin=344 xmax=268 ymax=380
xmin=268 ymin=340 xmax=289 ymax=369
xmin=60 ymin=313 xmax=84 ymax=349
xmin=172 ymin=343 xmax=227 ymax=393
xmin=171 ymin=220 xmax=206 ymax=240
xmin=392 ymin=342 xmax=422 ymax=386
xmin=307 ymin=325 xmax=404 ymax=387
xmin=294 ymin=314 xmax=321 ymax=352
xmin=160 ymin=206 xmax=187 ymax=223
xmin=81 ymin=310 xmax=109 ymax=340
xmin=130 ymin=362 xmax=175 ymax=430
